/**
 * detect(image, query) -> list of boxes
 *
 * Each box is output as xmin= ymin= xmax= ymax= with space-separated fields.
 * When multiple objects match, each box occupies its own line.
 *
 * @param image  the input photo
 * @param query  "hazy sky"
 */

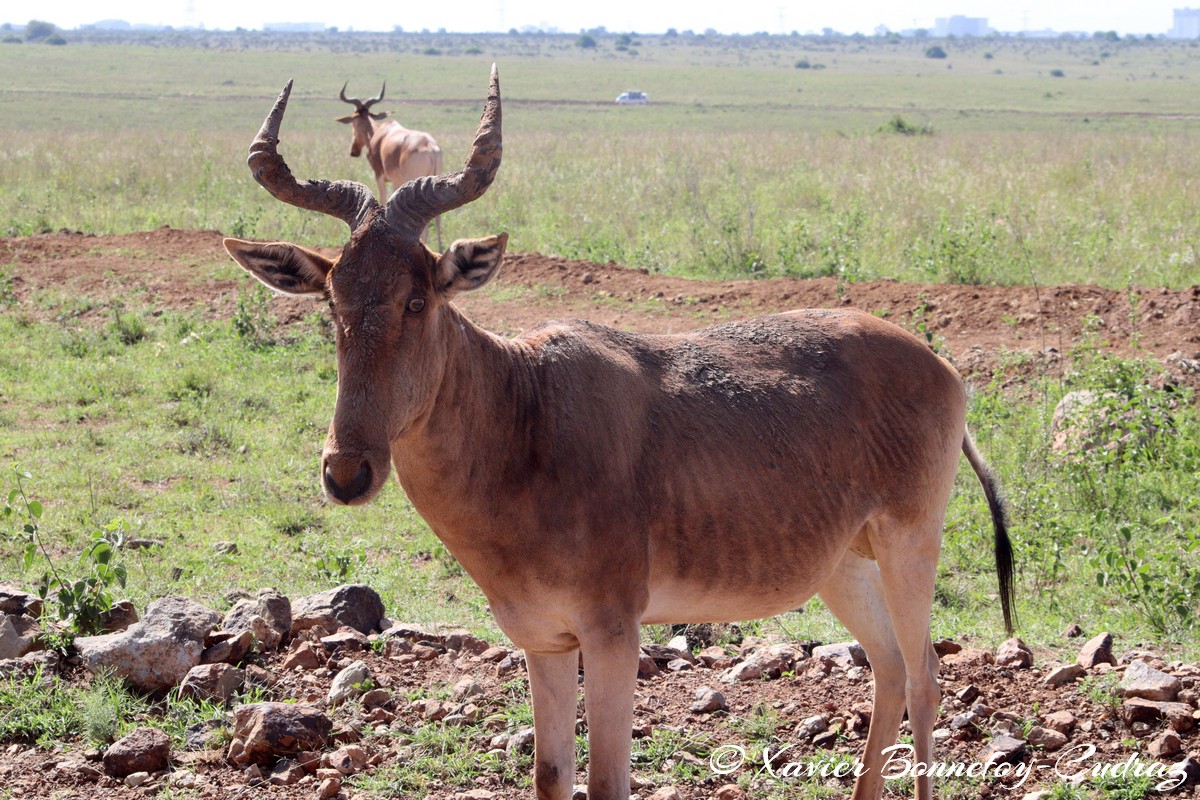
xmin=3 ymin=0 xmax=1188 ymax=36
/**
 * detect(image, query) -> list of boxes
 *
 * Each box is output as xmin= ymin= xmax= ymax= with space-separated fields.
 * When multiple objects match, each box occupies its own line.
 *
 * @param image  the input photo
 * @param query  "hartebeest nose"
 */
xmin=323 ymin=460 xmax=372 ymax=505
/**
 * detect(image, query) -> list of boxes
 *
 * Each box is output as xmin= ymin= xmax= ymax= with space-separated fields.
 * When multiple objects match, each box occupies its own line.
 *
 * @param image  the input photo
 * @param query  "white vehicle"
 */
xmin=615 ymin=90 xmax=648 ymax=105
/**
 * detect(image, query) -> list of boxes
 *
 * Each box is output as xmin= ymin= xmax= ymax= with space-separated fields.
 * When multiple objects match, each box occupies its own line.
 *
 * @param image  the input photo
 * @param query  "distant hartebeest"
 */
xmin=337 ymin=81 xmax=443 ymax=247
xmin=224 ymin=66 xmax=1016 ymax=800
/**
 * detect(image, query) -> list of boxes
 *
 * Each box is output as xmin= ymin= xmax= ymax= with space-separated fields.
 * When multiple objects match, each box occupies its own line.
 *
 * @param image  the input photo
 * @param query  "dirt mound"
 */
xmin=5 ymin=227 xmax=1199 ymax=393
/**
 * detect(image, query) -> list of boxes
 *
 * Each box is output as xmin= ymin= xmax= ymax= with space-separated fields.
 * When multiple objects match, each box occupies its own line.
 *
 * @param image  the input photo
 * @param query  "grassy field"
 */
xmin=1 ymin=32 xmax=1199 ymax=656
xmin=1 ymin=32 xmax=1198 ymax=287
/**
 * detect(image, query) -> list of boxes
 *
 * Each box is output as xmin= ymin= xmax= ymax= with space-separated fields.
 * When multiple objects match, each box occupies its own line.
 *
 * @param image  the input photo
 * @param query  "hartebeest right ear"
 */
xmin=435 ymin=233 xmax=508 ymax=298
xmin=223 ymin=238 xmax=334 ymax=296
xmin=335 ymin=115 xmax=356 ymax=124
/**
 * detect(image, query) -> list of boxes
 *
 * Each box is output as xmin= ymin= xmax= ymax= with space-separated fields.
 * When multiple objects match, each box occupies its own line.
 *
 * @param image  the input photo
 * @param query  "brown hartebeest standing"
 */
xmin=224 ymin=66 xmax=1016 ymax=800
xmin=337 ymin=81 xmax=444 ymax=247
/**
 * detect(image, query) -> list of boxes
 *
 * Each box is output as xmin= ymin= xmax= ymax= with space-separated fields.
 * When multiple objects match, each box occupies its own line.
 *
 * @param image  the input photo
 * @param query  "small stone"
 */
xmin=813 ymin=730 xmax=839 ymax=749
xmin=268 ymin=758 xmax=305 ymax=785
xmin=1061 ymin=623 xmax=1084 ymax=638
xmin=317 ymin=776 xmax=342 ymax=799
xmin=282 ymin=640 xmax=325 ymax=671
xmin=328 ymin=660 xmax=371 ymax=705
xmin=714 ymin=785 xmax=748 ymax=800
xmin=956 ymin=685 xmax=980 ymax=704
xmin=811 ymin=642 xmax=867 ymax=669
xmin=648 ymin=787 xmax=682 ymax=800
xmin=689 ymin=686 xmax=728 ymax=714
xmin=1042 ymin=663 xmax=1086 ymax=687
xmin=666 ymin=658 xmax=693 ymax=672
xmin=453 ymin=677 xmax=484 ymax=700
xmin=325 ymin=745 xmax=367 ymax=776
xmin=478 ymin=646 xmax=510 ymax=662
xmin=123 ymin=771 xmax=151 ymax=788
xmin=1148 ymin=732 xmax=1182 ymax=759
xmin=933 ymin=638 xmax=963 ymax=657
xmin=1076 ymin=632 xmax=1116 ymax=669
xmin=1025 ymin=726 xmax=1068 ymax=751
xmin=980 ymin=735 xmax=1025 ymax=764
xmin=506 ymin=727 xmax=535 ymax=755
xmin=1041 ymin=710 xmax=1076 ymax=734
xmin=996 ymin=637 xmax=1033 ymax=669
xmin=102 ymin=726 xmax=170 ymax=778
xmin=798 ymin=714 xmax=829 ymax=740
xmin=213 ymin=541 xmax=239 ymax=555
xmin=1120 ymin=660 xmax=1182 ymax=702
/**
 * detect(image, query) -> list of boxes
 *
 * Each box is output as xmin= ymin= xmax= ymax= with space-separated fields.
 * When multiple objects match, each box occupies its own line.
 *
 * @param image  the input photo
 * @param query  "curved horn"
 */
xmin=363 ymin=81 xmax=386 ymax=110
xmin=338 ymin=81 xmax=360 ymax=107
xmin=249 ymin=80 xmax=378 ymax=230
xmin=385 ymin=64 xmax=501 ymax=239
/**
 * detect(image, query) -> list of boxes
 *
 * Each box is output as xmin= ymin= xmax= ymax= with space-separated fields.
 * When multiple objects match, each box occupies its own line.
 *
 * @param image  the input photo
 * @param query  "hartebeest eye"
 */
xmin=407 ymin=297 xmax=426 ymax=314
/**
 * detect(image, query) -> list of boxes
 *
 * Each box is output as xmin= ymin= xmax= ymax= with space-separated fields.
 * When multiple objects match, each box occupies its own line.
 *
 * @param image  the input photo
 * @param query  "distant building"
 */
xmin=934 ymin=15 xmax=990 ymax=37
xmin=1169 ymin=8 xmax=1200 ymax=38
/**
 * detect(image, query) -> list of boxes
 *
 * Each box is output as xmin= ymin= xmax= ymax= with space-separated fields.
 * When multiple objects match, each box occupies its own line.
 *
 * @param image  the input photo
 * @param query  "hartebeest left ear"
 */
xmin=334 ymin=115 xmax=356 ymax=124
xmin=223 ymin=238 xmax=334 ymax=296
xmin=435 ymin=233 xmax=508 ymax=297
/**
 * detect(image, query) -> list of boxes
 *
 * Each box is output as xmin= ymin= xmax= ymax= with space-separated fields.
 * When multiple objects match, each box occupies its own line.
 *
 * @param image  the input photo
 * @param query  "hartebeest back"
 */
xmin=224 ymin=65 xmax=1016 ymax=800
xmin=337 ymin=80 xmax=444 ymax=247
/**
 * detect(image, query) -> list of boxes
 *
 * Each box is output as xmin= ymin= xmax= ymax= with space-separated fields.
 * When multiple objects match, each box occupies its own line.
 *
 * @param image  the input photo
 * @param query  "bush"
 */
xmin=44 ymin=34 xmax=67 ymax=46
xmin=1050 ymin=68 xmax=1065 ymax=77
xmin=576 ymin=34 xmax=597 ymax=49
xmin=925 ymin=45 xmax=947 ymax=59
xmin=877 ymin=115 xmax=933 ymax=136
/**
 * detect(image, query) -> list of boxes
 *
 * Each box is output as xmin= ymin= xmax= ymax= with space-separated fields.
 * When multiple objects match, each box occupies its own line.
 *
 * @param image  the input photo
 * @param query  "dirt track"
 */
xmin=4 ymin=227 xmax=1199 ymax=394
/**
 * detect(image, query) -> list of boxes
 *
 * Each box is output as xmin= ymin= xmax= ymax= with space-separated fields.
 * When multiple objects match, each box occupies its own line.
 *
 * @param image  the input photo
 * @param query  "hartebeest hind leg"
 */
xmin=526 ymin=650 xmax=579 ymax=800
xmin=875 ymin=515 xmax=945 ymax=800
xmin=818 ymin=547 xmax=909 ymax=800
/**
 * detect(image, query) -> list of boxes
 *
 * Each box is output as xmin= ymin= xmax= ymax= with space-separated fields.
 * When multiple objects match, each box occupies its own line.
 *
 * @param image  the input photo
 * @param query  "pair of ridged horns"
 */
xmin=338 ymin=81 xmax=385 ymax=112
xmin=247 ymin=64 xmax=501 ymax=240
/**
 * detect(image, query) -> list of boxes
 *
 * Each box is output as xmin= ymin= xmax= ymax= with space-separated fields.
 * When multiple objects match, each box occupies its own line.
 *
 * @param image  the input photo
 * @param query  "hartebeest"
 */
xmin=337 ymin=80 xmax=444 ymax=247
xmin=224 ymin=66 xmax=1016 ymax=800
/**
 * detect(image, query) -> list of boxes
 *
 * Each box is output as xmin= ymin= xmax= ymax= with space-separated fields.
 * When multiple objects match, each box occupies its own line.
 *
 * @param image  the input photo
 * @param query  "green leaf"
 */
xmin=28 ymin=500 xmax=42 ymax=519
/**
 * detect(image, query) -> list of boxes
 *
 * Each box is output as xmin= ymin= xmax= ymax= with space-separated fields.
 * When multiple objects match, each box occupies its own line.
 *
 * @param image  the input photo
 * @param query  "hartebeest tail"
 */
xmin=225 ymin=65 xmax=1019 ymax=800
xmin=963 ymin=431 xmax=1017 ymax=635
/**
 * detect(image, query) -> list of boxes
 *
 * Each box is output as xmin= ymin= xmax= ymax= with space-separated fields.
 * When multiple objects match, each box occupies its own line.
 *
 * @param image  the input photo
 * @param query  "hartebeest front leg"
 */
xmin=580 ymin=622 xmax=641 ymax=800
xmin=527 ymin=650 xmax=580 ymax=800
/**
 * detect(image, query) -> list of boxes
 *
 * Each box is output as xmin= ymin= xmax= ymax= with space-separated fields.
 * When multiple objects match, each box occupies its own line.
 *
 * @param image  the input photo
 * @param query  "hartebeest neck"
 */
xmin=389 ymin=304 xmax=540 ymax=539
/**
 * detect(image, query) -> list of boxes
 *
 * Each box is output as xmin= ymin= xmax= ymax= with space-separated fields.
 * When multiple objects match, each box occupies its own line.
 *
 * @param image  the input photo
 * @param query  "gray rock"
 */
xmin=227 ymin=703 xmax=332 ymax=766
xmin=102 ymin=726 xmax=170 ymax=778
xmin=328 ymin=660 xmax=371 ymax=705
xmin=75 ymin=596 xmax=220 ymax=692
xmin=268 ymin=758 xmax=305 ymax=786
xmin=1041 ymin=710 xmax=1076 ymax=734
xmin=1121 ymin=698 xmax=1194 ymax=732
xmin=0 ymin=615 xmax=34 ymax=660
xmin=1120 ymin=660 xmax=1181 ymax=702
xmin=291 ymin=585 xmax=383 ymax=636
xmin=688 ymin=686 xmax=728 ymax=714
xmin=222 ymin=589 xmax=291 ymax=651
xmin=797 ymin=714 xmax=830 ymax=740
xmin=811 ymin=642 xmax=867 ymax=669
xmin=506 ymin=727 xmax=535 ymax=755
xmin=1076 ymin=632 xmax=1116 ymax=669
xmin=1149 ymin=732 xmax=1182 ymax=759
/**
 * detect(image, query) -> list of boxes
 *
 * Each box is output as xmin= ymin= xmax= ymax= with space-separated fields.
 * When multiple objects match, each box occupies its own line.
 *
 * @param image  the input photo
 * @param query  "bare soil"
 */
xmin=2 ymin=227 xmax=1200 ymax=800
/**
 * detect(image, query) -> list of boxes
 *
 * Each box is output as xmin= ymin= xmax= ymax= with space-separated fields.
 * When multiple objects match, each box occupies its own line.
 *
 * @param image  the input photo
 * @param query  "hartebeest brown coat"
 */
xmin=224 ymin=66 xmax=1016 ymax=800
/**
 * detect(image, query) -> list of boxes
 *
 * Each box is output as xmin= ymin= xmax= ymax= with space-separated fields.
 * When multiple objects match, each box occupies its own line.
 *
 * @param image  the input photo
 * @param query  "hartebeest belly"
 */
xmin=225 ymin=66 xmax=1014 ymax=800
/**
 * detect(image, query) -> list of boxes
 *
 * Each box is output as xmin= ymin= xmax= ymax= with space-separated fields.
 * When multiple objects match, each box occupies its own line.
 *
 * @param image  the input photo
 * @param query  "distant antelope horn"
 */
xmin=363 ymin=82 xmax=386 ymax=109
xmin=338 ymin=81 xmax=359 ymax=107
xmin=249 ymin=80 xmax=378 ymax=230
xmin=385 ymin=64 xmax=501 ymax=240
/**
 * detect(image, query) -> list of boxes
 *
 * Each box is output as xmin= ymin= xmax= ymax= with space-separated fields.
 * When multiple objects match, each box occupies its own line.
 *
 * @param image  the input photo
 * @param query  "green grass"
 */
xmin=1 ymin=33 xmax=1199 ymax=286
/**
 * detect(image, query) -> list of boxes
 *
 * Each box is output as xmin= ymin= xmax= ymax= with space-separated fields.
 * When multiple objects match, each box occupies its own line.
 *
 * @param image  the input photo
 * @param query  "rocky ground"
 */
xmin=2 ymin=583 xmax=1200 ymax=800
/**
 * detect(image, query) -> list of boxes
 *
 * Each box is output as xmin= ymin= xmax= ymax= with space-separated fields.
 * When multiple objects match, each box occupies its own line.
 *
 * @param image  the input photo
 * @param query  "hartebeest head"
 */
xmin=336 ymin=81 xmax=389 ymax=157
xmin=224 ymin=66 xmax=507 ymax=506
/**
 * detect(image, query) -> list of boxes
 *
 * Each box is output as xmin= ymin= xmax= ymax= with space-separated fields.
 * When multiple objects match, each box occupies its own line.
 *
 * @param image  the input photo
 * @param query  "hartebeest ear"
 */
xmin=370 ymin=111 xmax=390 ymax=121
xmin=335 ymin=115 xmax=356 ymax=124
xmin=223 ymin=238 xmax=334 ymax=296
xmin=435 ymin=233 xmax=508 ymax=297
